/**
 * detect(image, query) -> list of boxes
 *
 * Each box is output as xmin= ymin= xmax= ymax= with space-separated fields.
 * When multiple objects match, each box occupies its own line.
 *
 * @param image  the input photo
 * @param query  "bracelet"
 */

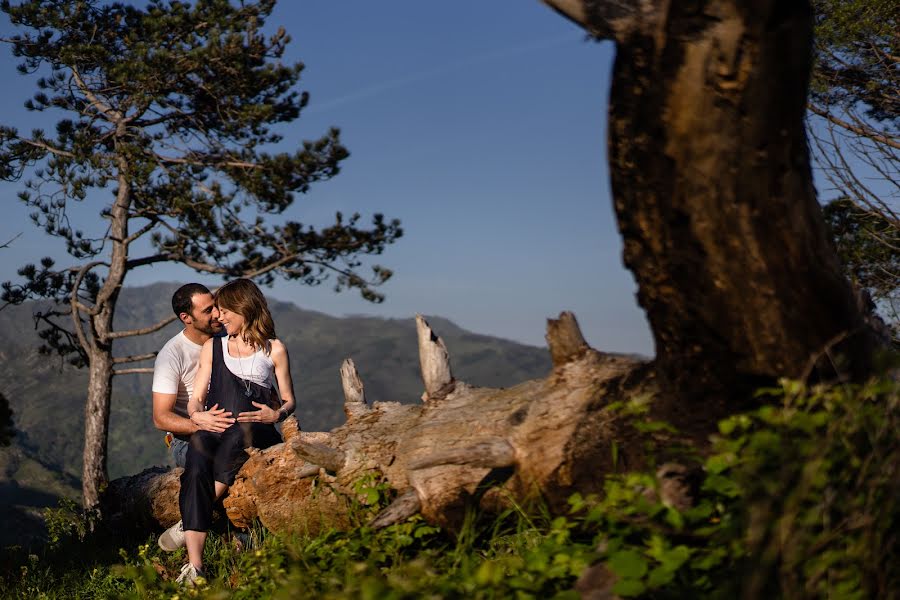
xmin=277 ymin=407 xmax=289 ymax=423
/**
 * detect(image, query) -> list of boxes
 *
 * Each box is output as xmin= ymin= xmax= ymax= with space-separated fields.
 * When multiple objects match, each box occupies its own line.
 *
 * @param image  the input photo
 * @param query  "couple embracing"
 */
xmin=151 ymin=279 xmax=296 ymax=586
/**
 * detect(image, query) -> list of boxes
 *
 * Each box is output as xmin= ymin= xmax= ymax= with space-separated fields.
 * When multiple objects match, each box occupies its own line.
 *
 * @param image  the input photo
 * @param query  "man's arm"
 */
xmin=153 ymin=391 xmax=196 ymax=436
xmin=153 ymin=391 xmax=235 ymax=434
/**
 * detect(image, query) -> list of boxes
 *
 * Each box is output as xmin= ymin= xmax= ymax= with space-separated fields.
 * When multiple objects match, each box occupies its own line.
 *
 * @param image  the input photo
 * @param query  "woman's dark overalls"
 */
xmin=179 ymin=338 xmax=282 ymax=531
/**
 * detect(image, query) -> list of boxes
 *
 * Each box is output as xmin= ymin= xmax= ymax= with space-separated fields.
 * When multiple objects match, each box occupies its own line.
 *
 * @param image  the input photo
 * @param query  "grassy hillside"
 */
xmin=0 ymin=282 xmax=550 ymax=544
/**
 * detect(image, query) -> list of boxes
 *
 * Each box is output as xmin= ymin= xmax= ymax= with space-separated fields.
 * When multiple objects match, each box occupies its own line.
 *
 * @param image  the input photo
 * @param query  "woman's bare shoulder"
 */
xmin=269 ymin=338 xmax=288 ymax=357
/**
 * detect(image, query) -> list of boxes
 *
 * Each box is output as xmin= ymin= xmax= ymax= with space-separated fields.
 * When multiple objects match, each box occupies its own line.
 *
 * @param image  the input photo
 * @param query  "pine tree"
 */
xmin=0 ymin=0 xmax=402 ymax=508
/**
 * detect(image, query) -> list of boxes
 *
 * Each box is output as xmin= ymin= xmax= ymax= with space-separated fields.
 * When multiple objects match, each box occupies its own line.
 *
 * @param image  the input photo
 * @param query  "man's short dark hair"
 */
xmin=172 ymin=283 xmax=212 ymax=320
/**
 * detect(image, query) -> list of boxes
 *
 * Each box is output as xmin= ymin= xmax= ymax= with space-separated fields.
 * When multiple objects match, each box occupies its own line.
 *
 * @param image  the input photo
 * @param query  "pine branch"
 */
xmin=123 ymin=221 xmax=157 ymax=246
xmin=152 ymin=151 xmax=265 ymax=170
xmin=808 ymin=103 xmax=900 ymax=151
xmin=108 ymin=314 xmax=177 ymax=340
xmin=0 ymin=233 xmax=21 ymax=249
xmin=18 ymin=136 xmax=76 ymax=158
xmin=112 ymin=367 xmax=154 ymax=376
xmin=112 ymin=352 xmax=157 ymax=365
xmin=70 ymin=66 xmax=123 ymax=124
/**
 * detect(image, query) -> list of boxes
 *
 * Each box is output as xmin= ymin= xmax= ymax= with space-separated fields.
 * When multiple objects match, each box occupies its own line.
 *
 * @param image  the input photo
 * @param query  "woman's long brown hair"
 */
xmin=214 ymin=279 xmax=276 ymax=354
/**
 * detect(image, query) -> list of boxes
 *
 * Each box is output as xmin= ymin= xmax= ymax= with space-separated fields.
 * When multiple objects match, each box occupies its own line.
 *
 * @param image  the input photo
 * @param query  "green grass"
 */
xmin=1 ymin=502 xmax=592 ymax=599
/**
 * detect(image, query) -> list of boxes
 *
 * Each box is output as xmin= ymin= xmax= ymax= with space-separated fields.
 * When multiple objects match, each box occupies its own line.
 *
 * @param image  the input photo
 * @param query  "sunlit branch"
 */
xmin=112 ymin=367 xmax=154 ymax=376
xmin=112 ymin=352 xmax=157 ymax=364
xmin=19 ymin=136 xmax=76 ymax=158
xmin=108 ymin=314 xmax=177 ymax=339
xmin=808 ymin=103 xmax=900 ymax=151
xmin=70 ymin=260 xmax=106 ymax=355
xmin=70 ymin=66 xmax=123 ymax=123
xmin=152 ymin=151 xmax=265 ymax=170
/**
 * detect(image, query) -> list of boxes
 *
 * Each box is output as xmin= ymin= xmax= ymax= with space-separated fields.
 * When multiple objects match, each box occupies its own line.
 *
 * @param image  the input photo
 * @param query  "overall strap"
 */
xmin=212 ymin=334 xmax=224 ymax=364
xmin=210 ymin=336 xmax=266 ymax=416
xmin=206 ymin=336 xmax=227 ymax=411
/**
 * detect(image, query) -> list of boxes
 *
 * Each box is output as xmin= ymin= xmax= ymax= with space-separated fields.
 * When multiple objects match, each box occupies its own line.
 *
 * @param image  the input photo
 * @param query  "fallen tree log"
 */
xmin=104 ymin=313 xmax=667 ymax=534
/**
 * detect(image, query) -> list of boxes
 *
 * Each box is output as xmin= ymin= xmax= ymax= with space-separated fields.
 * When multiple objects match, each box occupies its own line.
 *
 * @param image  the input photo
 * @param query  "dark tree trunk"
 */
xmin=545 ymin=0 xmax=878 ymax=413
xmin=82 ymin=350 xmax=113 ymax=508
xmin=81 ymin=162 xmax=129 ymax=510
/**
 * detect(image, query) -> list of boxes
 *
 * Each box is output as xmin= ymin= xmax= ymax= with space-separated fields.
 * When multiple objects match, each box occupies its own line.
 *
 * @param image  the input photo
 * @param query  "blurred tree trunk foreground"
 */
xmin=544 ymin=0 xmax=882 ymax=407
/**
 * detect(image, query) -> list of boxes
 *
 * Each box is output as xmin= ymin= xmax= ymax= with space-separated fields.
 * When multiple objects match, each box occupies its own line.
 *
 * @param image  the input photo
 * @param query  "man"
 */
xmin=152 ymin=283 xmax=235 ymax=468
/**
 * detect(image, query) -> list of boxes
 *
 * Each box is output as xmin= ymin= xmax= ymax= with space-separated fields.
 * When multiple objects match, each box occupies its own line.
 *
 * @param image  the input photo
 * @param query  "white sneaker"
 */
xmin=158 ymin=519 xmax=185 ymax=551
xmin=175 ymin=562 xmax=205 ymax=587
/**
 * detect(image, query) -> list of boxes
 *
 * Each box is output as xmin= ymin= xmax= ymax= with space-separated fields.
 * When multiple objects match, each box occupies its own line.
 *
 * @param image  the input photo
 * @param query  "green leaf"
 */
xmin=612 ymin=578 xmax=647 ymax=597
xmin=607 ymin=550 xmax=648 ymax=579
xmin=659 ymin=545 xmax=691 ymax=571
xmin=647 ymin=565 xmax=675 ymax=588
xmin=705 ymin=454 xmax=734 ymax=474
xmin=664 ymin=508 xmax=684 ymax=530
xmin=703 ymin=474 xmax=741 ymax=498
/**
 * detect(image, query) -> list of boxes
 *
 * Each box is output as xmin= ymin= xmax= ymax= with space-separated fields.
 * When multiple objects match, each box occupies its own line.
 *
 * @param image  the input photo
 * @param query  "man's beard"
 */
xmin=195 ymin=320 xmax=223 ymax=336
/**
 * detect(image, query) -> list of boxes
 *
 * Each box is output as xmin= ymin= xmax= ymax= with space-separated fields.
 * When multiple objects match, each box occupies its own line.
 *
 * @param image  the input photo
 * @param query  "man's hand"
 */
xmin=190 ymin=403 xmax=235 ymax=433
xmin=237 ymin=401 xmax=281 ymax=425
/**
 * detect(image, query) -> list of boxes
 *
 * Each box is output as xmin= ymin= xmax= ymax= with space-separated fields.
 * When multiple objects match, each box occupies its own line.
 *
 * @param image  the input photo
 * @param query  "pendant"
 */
xmin=244 ymin=388 xmax=252 ymax=397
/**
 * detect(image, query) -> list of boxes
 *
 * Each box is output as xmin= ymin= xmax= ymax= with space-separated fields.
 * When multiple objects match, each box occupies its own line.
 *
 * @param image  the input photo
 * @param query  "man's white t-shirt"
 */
xmin=152 ymin=330 xmax=203 ymax=419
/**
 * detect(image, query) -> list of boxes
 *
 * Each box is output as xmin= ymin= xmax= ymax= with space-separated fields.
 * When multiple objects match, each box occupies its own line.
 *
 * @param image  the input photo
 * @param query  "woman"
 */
xmin=175 ymin=278 xmax=296 ymax=586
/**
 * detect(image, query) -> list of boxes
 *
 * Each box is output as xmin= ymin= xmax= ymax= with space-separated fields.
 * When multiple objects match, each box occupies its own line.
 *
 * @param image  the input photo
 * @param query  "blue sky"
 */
xmin=0 ymin=1 xmax=655 ymax=353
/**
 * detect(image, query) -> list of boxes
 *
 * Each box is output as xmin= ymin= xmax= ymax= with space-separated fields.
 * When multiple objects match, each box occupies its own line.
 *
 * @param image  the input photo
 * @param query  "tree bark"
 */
xmin=543 ymin=0 xmax=880 ymax=408
xmin=82 ymin=351 xmax=114 ymax=509
xmin=81 ymin=148 xmax=130 ymax=509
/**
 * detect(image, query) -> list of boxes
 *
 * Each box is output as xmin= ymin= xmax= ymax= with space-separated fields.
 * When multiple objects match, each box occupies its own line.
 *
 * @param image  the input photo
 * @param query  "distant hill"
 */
xmin=0 ymin=282 xmax=551 ymax=543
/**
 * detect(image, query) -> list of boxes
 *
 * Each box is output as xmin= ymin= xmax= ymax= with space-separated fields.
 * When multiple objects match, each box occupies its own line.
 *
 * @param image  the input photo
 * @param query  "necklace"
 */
xmin=231 ymin=337 xmax=256 ymax=397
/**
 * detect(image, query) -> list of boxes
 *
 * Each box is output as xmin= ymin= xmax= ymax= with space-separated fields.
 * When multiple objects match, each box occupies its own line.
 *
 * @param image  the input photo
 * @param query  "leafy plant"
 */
xmin=573 ymin=377 xmax=899 ymax=599
xmin=43 ymin=498 xmax=96 ymax=549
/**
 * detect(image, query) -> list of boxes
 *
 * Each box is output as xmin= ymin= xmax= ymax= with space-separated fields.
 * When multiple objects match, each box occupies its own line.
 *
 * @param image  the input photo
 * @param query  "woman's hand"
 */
xmin=237 ymin=401 xmax=282 ymax=424
xmin=190 ymin=403 xmax=235 ymax=433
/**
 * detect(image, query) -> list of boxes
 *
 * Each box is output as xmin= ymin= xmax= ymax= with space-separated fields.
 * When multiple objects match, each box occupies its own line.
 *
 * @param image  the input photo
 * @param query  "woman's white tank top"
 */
xmin=220 ymin=337 xmax=275 ymax=388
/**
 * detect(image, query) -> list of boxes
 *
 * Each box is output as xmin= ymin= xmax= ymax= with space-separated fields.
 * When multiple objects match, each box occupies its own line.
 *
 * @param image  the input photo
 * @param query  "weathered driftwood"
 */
xmin=340 ymin=358 xmax=368 ymax=420
xmin=416 ymin=314 xmax=455 ymax=402
xmin=103 ymin=312 xmax=657 ymax=534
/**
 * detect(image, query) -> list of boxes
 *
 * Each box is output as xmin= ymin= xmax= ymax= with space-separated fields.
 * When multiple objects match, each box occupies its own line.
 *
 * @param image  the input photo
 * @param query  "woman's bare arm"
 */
xmin=187 ymin=339 xmax=214 ymax=419
xmin=237 ymin=339 xmax=296 ymax=424
xmin=271 ymin=340 xmax=296 ymax=418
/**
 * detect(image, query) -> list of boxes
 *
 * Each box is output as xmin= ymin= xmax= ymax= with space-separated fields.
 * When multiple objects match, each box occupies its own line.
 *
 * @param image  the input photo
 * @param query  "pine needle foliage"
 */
xmin=0 ymin=0 xmax=402 ymax=330
xmin=0 ymin=0 xmax=401 ymax=506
